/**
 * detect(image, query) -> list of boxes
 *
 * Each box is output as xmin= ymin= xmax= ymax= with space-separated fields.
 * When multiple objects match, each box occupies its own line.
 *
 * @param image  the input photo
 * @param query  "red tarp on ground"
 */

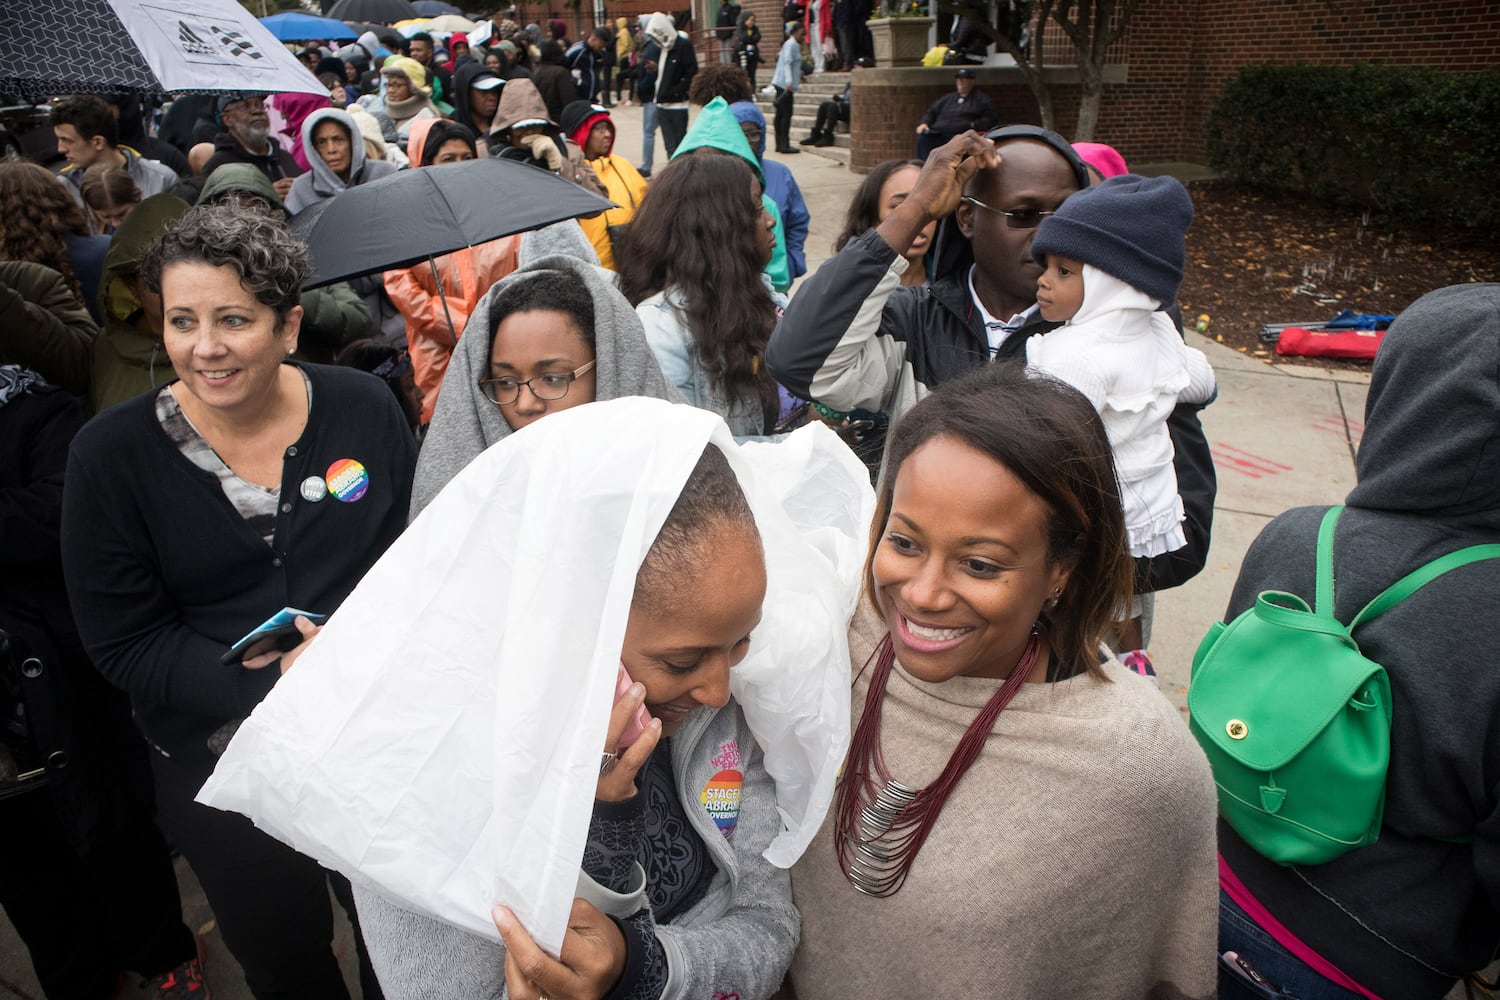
xmin=1275 ymin=326 xmax=1385 ymax=359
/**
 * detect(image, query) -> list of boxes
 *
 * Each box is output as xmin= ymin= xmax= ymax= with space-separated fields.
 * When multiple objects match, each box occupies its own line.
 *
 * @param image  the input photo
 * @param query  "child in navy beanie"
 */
xmin=1027 ymin=173 xmax=1217 ymax=663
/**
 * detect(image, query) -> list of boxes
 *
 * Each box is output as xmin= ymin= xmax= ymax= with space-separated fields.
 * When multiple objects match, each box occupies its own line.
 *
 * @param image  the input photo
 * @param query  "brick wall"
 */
xmin=849 ymin=0 xmax=1500 ymax=170
xmin=849 ymin=65 xmax=1117 ymax=171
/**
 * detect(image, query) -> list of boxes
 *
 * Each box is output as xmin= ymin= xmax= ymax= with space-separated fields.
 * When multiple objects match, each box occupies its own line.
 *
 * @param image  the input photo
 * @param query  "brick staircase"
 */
xmin=753 ymin=70 xmax=851 ymax=165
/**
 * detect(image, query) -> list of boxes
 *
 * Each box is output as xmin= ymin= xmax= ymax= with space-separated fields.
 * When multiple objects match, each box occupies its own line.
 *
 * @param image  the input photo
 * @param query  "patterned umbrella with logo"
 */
xmin=0 ymin=0 xmax=327 ymax=101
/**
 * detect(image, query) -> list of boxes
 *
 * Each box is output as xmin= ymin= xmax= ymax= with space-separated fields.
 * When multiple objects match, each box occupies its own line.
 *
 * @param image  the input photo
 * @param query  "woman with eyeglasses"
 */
xmin=408 ymin=248 xmax=683 ymax=518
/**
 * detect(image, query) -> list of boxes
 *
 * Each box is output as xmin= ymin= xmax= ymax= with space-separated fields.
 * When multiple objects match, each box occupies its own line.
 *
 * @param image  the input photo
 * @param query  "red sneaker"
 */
xmin=146 ymin=957 xmax=211 ymax=1000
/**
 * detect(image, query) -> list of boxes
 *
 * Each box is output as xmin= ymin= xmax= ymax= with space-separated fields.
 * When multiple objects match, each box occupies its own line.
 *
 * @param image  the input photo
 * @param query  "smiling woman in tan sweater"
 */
xmin=785 ymin=363 xmax=1219 ymax=1000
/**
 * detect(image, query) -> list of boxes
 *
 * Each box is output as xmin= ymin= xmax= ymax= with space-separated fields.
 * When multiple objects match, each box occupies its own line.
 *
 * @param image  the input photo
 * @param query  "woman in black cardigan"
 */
xmin=61 ymin=204 xmax=415 ymax=999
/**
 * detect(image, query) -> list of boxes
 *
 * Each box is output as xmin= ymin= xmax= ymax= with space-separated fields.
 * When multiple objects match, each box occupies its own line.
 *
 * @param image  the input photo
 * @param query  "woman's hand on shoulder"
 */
xmin=493 ymin=900 xmax=628 ymax=1000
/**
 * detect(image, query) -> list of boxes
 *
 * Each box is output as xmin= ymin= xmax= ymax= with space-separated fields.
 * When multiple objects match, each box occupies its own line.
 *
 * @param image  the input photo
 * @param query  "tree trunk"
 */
xmin=1052 ymin=0 xmax=1141 ymax=142
xmin=1073 ymin=52 xmax=1102 ymax=139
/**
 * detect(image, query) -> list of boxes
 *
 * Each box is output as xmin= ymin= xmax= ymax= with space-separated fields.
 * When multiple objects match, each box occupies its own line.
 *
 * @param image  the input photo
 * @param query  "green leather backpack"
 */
xmin=1189 ymin=505 xmax=1500 ymax=866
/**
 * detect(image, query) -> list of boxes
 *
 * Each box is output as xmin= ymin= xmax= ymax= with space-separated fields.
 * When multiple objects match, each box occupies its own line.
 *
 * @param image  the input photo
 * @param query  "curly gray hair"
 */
xmin=143 ymin=203 xmax=308 ymax=321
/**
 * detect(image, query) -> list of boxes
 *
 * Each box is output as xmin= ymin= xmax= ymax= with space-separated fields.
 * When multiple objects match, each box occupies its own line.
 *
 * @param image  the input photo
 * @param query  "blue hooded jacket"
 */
xmin=731 ymin=100 xmax=809 ymax=281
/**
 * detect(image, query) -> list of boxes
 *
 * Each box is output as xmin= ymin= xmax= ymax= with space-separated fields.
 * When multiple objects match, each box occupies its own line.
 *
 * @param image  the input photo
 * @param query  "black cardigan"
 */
xmin=61 ymin=363 xmax=417 ymax=775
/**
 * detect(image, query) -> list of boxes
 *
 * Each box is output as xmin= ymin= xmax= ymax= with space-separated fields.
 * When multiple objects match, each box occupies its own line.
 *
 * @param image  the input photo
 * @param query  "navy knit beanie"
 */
xmin=1031 ymin=173 xmax=1193 ymax=306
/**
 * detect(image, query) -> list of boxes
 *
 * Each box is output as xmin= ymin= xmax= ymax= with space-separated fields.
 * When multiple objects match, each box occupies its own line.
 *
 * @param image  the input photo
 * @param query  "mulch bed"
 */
xmin=1178 ymin=180 xmax=1499 ymax=368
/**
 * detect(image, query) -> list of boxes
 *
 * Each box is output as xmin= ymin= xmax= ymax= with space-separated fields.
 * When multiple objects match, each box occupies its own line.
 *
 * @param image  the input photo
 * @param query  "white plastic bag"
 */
xmin=198 ymin=398 xmax=871 ymax=955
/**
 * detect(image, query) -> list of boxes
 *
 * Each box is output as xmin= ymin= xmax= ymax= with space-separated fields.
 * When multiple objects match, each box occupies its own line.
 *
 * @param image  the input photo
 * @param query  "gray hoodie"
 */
xmin=409 ymin=251 xmax=682 ymax=518
xmin=354 ymin=704 xmax=799 ymax=999
xmin=1218 ymin=283 xmax=1500 ymax=997
xmin=283 ymin=107 xmax=399 ymax=216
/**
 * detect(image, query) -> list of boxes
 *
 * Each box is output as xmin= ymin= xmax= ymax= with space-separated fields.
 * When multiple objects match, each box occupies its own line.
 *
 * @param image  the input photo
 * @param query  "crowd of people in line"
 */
xmin=1 ymin=11 xmax=1497 ymax=1000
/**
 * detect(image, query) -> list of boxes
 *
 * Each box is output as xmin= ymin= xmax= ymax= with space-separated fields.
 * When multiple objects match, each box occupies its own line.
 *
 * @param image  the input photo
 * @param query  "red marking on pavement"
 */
xmin=1211 ymin=450 xmax=1262 ymax=478
xmin=1212 ymin=443 xmax=1293 ymax=478
xmin=1313 ymin=416 xmax=1363 ymax=443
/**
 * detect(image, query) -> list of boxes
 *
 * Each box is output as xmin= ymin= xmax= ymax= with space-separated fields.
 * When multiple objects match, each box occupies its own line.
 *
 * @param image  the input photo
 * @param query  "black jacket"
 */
xmin=1218 ymin=284 xmax=1500 ymax=999
xmin=199 ymin=131 xmax=302 ymax=183
xmin=452 ymin=61 xmax=497 ymax=135
xmin=717 ymin=2 xmax=741 ymax=41
xmin=1 ymin=381 xmax=156 ymax=855
xmin=531 ymin=62 xmax=579 ymax=124
xmin=734 ymin=13 xmax=763 ymax=67
xmin=920 ymin=88 xmax=998 ymax=136
xmin=647 ymin=37 xmax=698 ymax=104
xmin=766 ymin=227 xmax=1216 ymax=594
xmin=61 ymin=363 xmax=416 ymax=776
xmin=175 ymin=131 xmax=305 ymax=202
xmin=566 ymin=40 xmax=607 ymax=98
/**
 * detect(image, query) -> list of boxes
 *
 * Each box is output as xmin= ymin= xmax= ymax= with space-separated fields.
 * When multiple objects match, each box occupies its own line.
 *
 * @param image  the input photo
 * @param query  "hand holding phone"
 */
xmin=614 ymin=665 xmax=652 ymax=749
xmin=598 ymin=666 xmax=662 ymax=803
xmin=221 ymin=608 xmax=328 ymax=666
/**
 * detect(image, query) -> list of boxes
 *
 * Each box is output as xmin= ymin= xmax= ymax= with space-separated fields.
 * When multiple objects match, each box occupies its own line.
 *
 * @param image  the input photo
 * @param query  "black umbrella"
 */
xmin=346 ymin=21 xmax=406 ymax=48
xmin=327 ymin=0 xmax=421 ymax=23
xmin=412 ymin=0 xmax=463 ymax=14
xmin=292 ymin=159 xmax=612 ymax=343
xmin=291 ymin=154 xmax=612 ymax=285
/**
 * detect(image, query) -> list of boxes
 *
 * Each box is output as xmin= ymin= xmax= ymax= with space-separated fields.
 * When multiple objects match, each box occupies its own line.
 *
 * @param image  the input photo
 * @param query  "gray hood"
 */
xmin=410 ymin=252 xmax=685 ymax=518
xmin=285 ymin=107 xmax=400 ymax=216
xmin=1347 ymin=282 xmax=1500 ymax=523
xmin=518 ymin=218 xmax=600 ymax=269
xmin=302 ymin=108 xmax=367 ymax=194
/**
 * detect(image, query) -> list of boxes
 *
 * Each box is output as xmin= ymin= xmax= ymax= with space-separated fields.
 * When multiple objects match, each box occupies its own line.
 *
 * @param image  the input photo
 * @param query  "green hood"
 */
xmin=196 ymin=163 xmax=284 ymax=212
xmin=100 ymin=193 xmax=191 ymax=332
xmin=666 ymin=97 xmax=793 ymax=291
xmin=670 ymin=97 xmax=764 ymax=187
xmin=93 ymin=192 xmax=192 ymax=412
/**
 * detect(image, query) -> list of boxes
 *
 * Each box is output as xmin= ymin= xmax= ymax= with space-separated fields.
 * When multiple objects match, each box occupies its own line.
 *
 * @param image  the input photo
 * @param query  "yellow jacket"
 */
xmin=615 ymin=18 xmax=633 ymax=61
xmin=579 ymin=153 xmax=648 ymax=271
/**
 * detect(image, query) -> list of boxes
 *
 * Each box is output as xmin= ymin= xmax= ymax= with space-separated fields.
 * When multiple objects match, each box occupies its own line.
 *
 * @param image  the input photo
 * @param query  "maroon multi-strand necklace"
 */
xmin=835 ymin=629 xmax=1041 ymax=897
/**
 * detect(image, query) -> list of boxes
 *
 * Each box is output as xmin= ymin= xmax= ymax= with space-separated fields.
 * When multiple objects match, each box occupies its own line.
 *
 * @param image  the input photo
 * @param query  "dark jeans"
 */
xmin=914 ymin=128 xmax=952 ymax=161
xmin=0 ymin=781 xmax=196 ymax=996
xmin=1219 ymin=890 xmax=1367 ymax=1000
xmin=152 ymin=750 xmax=382 ymax=1000
xmin=737 ymin=50 xmax=760 ymax=89
xmin=659 ymin=106 xmax=689 ymax=157
xmin=773 ymin=86 xmax=795 ymax=149
xmin=814 ymin=98 xmax=848 ymax=135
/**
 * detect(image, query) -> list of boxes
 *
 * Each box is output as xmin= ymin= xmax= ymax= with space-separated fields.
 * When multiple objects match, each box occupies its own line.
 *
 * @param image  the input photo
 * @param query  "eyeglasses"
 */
xmin=479 ymin=361 xmax=596 ymax=406
xmin=961 ymin=196 xmax=1055 ymax=230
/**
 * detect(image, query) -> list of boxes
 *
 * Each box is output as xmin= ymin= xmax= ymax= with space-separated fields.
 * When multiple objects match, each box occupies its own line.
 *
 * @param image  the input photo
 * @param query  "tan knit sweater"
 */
xmin=786 ymin=605 xmax=1219 ymax=1000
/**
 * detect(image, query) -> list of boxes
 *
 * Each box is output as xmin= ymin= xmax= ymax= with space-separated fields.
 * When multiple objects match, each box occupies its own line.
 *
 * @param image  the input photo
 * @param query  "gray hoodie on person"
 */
xmin=283 ymin=107 xmax=399 ymax=216
xmin=353 ymin=698 xmax=800 ymax=999
xmin=1218 ymin=283 xmax=1500 ymax=998
xmin=408 ymin=251 xmax=682 ymax=519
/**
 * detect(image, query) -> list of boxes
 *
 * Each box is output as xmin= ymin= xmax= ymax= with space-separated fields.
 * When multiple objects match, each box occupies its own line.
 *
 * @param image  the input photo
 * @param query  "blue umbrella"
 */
xmin=412 ymin=0 xmax=462 ymax=14
xmin=259 ymin=11 xmax=359 ymax=41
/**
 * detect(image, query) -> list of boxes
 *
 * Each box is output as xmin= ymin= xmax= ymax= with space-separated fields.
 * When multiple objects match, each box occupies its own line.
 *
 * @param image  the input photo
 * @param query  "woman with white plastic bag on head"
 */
xmin=198 ymin=397 xmax=874 ymax=1000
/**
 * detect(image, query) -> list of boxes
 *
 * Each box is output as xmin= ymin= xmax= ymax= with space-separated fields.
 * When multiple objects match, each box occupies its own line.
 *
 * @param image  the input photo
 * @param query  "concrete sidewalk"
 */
xmin=0 ymin=106 xmax=1391 ymax=999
